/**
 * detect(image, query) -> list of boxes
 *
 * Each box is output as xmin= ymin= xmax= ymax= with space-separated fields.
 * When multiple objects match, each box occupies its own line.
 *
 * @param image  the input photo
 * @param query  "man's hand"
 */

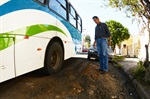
xmin=108 ymin=41 xmax=111 ymax=46
xmin=93 ymin=41 xmax=96 ymax=48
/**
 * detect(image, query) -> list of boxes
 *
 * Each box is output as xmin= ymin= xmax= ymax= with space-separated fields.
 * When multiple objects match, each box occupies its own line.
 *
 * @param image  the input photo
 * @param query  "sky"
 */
xmin=69 ymin=0 xmax=140 ymax=42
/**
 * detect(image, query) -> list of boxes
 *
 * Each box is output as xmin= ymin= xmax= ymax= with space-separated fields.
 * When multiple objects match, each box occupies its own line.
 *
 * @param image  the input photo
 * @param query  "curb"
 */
xmin=113 ymin=63 xmax=150 ymax=99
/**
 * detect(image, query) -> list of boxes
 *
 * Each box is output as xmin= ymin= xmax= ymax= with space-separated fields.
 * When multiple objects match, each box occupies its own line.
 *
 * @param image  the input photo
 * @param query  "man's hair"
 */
xmin=92 ymin=16 xmax=99 ymax=19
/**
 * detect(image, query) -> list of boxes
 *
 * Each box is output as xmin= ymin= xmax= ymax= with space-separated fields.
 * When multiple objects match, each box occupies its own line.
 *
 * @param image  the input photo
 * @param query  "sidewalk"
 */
xmin=118 ymin=58 xmax=150 ymax=99
xmin=118 ymin=58 xmax=139 ymax=77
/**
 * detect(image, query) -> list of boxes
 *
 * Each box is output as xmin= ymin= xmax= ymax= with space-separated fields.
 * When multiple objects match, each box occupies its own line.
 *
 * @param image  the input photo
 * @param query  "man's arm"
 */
xmin=104 ymin=23 xmax=111 ymax=38
xmin=104 ymin=23 xmax=111 ymax=47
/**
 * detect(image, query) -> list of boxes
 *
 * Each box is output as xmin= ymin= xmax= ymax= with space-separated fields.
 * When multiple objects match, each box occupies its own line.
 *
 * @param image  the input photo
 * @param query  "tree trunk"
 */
xmin=144 ymin=22 xmax=150 ymax=83
xmin=145 ymin=45 xmax=149 ymax=68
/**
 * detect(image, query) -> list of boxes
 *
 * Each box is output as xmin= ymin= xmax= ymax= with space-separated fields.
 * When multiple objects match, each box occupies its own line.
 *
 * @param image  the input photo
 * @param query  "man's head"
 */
xmin=92 ymin=16 xmax=100 ymax=24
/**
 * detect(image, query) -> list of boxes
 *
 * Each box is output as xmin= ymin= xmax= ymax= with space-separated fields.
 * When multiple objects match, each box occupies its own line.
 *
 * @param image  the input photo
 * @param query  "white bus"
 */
xmin=0 ymin=0 xmax=82 ymax=83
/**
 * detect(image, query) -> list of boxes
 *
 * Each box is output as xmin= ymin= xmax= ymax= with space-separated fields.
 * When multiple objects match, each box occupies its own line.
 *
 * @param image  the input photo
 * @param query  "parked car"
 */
xmin=82 ymin=47 xmax=88 ymax=52
xmin=88 ymin=46 xmax=115 ymax=61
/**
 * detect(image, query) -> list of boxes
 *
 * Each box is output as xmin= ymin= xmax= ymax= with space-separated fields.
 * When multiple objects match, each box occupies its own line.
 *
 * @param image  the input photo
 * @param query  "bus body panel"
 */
xmin=1 ymin=9 xmax=75 ymax=77
xmin=0 ymin=0 xmax=82 ymax=83
xmin=56 ymin=19 xmax=76 ymax=59
xmin=15 ymin=34 xmax=50 ymax=76
xmin=0 ymin=37 xmax=15 ymax=83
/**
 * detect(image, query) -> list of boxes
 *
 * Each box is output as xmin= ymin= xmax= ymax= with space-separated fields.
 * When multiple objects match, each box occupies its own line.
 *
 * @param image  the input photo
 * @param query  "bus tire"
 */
xmin=45 ymin=41 xmax=64 ymax=74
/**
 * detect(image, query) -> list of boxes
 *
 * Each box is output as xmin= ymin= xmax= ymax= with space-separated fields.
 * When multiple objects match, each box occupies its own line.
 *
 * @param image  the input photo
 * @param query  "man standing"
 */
xmin=93 ymin=16 xmax=111 ymax=74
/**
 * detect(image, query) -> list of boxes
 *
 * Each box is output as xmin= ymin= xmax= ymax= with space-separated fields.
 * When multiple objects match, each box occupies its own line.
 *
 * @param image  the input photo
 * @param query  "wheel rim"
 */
xmin=50 ymin=50 xmax=60 ymax=69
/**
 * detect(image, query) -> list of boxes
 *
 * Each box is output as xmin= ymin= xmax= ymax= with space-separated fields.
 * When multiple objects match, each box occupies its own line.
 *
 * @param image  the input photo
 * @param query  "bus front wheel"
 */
xmin=45 ymin=41 xmax=64 ymax=74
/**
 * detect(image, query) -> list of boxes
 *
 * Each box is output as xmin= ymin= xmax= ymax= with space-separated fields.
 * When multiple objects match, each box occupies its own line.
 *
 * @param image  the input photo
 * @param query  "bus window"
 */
xmin=77 ymin=15 xmax=82 ymax=32
xmin=78 ymin=16 xmax=81 ymax=25
xmin=78 ymin=23 xmax=81 ymax=31
xmin=70 ymin=6 xmax=75 ymax=18
xmin=69 ymin=5 xmax=77 ymax=27
xmin=57 ymin=0 xmax=67 ymax=8
xmin=69 ymin=14 xmax=76 ymax=27
xmin=49 ymin=0 xmax=67 ymax=19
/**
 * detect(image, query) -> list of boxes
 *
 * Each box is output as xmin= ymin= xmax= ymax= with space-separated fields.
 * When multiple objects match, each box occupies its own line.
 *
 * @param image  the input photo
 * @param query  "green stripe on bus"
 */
xmin=0 ymin=24 xmax=67 ymax=51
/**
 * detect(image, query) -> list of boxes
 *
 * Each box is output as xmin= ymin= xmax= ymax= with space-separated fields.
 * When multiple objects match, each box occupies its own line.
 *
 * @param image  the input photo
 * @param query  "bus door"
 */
xmin=0 ymin=37 xmax=16 ymax=83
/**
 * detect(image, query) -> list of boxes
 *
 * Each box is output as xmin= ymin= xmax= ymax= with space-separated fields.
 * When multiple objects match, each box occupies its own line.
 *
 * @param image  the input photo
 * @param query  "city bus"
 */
xmin=0 ymin=0 xmax=82 ymax=83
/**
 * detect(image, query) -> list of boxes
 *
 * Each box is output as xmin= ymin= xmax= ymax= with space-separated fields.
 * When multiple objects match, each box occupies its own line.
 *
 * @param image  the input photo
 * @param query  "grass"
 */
xmin=134 ymin=61 xmax=146 ymax=81
xmin=117 ymin=63 xmax=123 ymax=68
xmin=113 ymin=55 xmax=125 ymax=63
xmin=112 ymin=55 xmax=124 ymax=68
xmin=113 ymin=55 xmax=125 ymax=61
xmin=113 ymin=56 xmax=147 ymax=83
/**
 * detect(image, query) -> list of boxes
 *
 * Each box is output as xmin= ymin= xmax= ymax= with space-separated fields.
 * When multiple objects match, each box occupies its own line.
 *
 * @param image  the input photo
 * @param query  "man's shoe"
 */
xmin=96 ymin=68 xmax=103 ymax=71
xmin=100 ymin=71 xmax=108 ymax=74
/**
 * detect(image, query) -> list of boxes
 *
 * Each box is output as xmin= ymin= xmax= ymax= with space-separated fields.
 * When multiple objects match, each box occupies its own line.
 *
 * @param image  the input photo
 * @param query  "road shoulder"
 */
xmin=115 ymin=58 xmax=150 ymax=99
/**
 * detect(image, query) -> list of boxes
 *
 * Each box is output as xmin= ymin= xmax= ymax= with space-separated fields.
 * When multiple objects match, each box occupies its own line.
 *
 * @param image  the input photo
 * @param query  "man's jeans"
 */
xmin=96 ymin=38 xmax=108 ymax=71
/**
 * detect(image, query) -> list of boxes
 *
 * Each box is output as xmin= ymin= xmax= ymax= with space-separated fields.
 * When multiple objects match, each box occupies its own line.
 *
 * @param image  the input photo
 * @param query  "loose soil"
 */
xmin=0 ymin=57 xmax=139 ymax=99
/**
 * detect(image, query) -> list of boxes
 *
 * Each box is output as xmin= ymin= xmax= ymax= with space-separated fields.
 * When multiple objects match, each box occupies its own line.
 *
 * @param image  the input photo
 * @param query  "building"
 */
xmin=120 ymin=26 xmax=150 ymax=60
xmin=120 ymin=35 xmax=140 ymax=57
xmin=138 ymin=27 xmax=150 ymax=60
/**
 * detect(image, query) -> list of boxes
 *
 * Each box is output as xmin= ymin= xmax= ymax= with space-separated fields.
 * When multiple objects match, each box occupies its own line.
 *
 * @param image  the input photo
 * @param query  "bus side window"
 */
xmin=70 ymin=6 xmax=75 ymax=17
xmin=77 ymin=15 xmax=82 ymax=32
xmin=49 ymin=0 xmax=67 ymax=20
xmin=57 ymin=0 xmax=67 ymax=8
xmin=69 ymin=5 xmax=77 ymax=27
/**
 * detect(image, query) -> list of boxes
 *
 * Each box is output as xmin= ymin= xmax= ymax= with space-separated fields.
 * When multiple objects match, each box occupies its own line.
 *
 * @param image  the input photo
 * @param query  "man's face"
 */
xmin=93 ymin=18 xmax=100 ymax=24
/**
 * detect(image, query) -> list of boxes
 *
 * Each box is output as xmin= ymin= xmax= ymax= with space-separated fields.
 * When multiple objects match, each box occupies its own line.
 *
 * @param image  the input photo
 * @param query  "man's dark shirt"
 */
xmin=95 ymin=22 xmax=111 ymax=40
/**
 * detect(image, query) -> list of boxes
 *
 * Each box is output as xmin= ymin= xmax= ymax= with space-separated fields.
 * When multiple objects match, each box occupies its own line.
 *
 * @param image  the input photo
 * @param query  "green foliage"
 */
xmin=103 ymin=0 xmax=150 ymax=26
xmin=112 ymin=55 xmax=124 ymax=68
xmin=134 ymin=61 xmax=146 ymax=80
xmin=84 ymin=35 xmax=91 ymax=48
xmin=113 ymin=55 xmax=125 ymax=68
xmin=84 ymin=35 xmax=91 ymax=43
xmin=117 ymin=63 xmax=123 ymax=68
xmin=113 ymin=55 xmax=125 ymax=62
xmin=106 ymin=20 xmax=130 ymax=49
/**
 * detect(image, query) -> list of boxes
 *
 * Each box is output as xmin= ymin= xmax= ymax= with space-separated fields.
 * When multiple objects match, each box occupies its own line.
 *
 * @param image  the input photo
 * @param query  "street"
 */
xmin=0 ymin=53 xmax=139 ymax=99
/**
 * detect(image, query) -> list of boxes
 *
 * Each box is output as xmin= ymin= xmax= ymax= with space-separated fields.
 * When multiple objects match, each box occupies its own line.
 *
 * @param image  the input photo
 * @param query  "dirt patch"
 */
xmin=0 ymin=58 xmax=139 ymax=99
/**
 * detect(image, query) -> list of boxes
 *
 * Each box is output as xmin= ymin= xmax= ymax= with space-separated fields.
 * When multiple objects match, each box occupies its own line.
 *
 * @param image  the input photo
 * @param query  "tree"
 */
xmin=84 ymin=35 xmax=91 ymax=48
xmin=103 ymin=0 xmax=150 ymax=82
xmin=103 ymin=0 xmax=150 ymax=25
xmin=106 ymin=20 xmax=130 ymax=50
